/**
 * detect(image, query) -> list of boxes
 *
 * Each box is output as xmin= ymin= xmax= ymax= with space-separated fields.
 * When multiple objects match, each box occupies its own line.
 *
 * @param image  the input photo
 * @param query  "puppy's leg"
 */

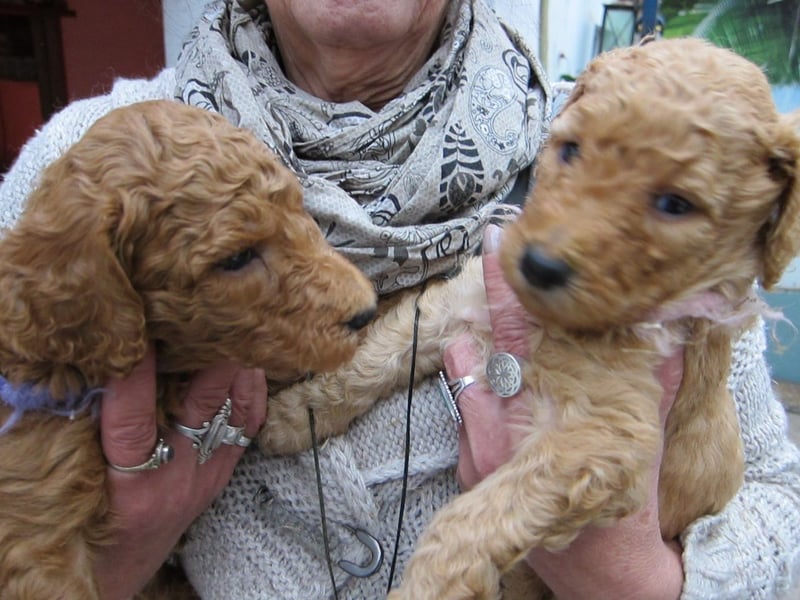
xmin=260 ymin=258 xmax=487 ymax=455
xmin=389 ymin=375 xmax=661 ymax=600
xmin=659 ymin=322 xmax=744 ymax=539
xmin=0 ymin=413 xmax=107 ymax=600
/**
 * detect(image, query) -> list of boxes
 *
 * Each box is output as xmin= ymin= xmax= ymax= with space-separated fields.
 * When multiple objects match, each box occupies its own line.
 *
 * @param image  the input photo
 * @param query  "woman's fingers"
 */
xmin=171 ymin=360 xmax=240 ymax=427
xmin=100 ymin=345 xmax=159 ymax=470
xmin=449 ymin=224 xmax=538 ymax=488
xmin=95 ymin=350 xmax=267 ymax=598
xmin=447 ymin=336 xmax=532 ymax=488
xmin=229 ymin=367 xmax=268 ymax=439
xmin=445 ymin=335 xmax=512 ymax=487
xmin=101 ymin=343 xmax=267 ymax=484
xmin=168 ymin=362 xmax=267 ymax=470
xmin=481 ymin=224 xmax=533 ymax=357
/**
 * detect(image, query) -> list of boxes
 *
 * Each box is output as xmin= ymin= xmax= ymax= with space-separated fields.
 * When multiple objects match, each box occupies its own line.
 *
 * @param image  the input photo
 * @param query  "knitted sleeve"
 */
xmin=0 ymin=70 xmax=176 ymax=230
xmin=680 ymin=321 xmax=800 ymax=599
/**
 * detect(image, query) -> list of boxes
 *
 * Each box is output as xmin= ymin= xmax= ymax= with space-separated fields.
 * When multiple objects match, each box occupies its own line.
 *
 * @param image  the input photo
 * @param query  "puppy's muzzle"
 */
xmin=346 ymin=307 xmax=377 ymax=331
xmin=520 ymin=246 xmax=573 ymax=290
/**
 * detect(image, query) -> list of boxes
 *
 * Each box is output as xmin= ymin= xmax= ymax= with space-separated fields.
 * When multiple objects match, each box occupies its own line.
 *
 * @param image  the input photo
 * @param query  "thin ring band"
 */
xmin=172 ymin=398 xmax=253 ymax=464
xmin=449 ymin=374 xmax=476 ymax=400
xmin=436 ymin=371 xmax=477 ymax=426
xmin=108 ymin=438 xmax=174 ymax=473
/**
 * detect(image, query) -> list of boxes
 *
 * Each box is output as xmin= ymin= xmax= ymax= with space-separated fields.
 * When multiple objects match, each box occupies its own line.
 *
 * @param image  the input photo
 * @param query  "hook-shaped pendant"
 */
xmin=338 ymin=528 xmax=384 ymax=578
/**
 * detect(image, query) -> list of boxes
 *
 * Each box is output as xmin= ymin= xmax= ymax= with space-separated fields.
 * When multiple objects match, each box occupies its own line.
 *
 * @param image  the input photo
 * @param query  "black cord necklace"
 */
xmin=386 ymin=299 xmax=422 ymax=592
xmin=309 ymin=406 xmax=340 ymax=599
xmin=309 ymin=292 xmax=424 ymax=599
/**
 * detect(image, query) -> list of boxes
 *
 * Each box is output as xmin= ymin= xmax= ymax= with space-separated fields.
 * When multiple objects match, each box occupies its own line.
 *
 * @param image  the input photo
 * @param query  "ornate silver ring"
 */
xmin=108 ymin=438 xmax=174 ymax=473
xmin=486 ymin=352 xmax=524 ymax=398
xmin=173 ymin=398 xmax=252 ymax=464
xmin=436 ymin=371 xmax=476 ymax=426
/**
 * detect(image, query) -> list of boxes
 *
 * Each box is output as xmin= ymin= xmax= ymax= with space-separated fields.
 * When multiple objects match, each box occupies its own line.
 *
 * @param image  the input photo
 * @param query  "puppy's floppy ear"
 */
xmin=761 ymin=109 xmax=800 ymax=289
xmin=0 ymin=153 xmax=147 ymax=394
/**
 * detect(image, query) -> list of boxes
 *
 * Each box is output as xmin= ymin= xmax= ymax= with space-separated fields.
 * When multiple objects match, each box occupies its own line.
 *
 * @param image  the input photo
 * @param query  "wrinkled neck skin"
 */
xmin=266 ymin=0 xmax=449 ymax=110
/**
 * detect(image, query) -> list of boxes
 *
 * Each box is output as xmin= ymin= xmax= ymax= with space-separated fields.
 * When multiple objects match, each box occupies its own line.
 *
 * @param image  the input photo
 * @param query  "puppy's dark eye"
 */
xmin=654 ymin=193 xmax=695 ymax=216
xmin=559 ymin=141 xmax=580 ymax=164
xmin=218 ymin=248 xmax=257 ymax=271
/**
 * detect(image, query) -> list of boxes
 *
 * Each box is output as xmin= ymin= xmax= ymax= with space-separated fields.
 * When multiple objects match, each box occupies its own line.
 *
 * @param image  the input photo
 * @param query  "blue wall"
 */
xmin=763 ymin=290 xmax=800 ymax=383
xmin=766 ymin=85 xmax=800 ymax=384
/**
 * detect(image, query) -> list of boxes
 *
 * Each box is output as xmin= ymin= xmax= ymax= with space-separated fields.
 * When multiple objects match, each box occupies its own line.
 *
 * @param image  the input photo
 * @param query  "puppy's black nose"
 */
xmin=347 ymin=307 xmax=376 ymax=331
xmin=520 ymin=246 xmax=572 ymax=290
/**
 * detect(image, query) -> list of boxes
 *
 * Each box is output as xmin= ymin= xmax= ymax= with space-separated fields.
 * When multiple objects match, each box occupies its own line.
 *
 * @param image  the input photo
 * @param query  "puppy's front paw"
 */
xmin=257 ymin=387 xmax=315 ymax=455
xmin=257 ymin=376 xmax=356 ymax=455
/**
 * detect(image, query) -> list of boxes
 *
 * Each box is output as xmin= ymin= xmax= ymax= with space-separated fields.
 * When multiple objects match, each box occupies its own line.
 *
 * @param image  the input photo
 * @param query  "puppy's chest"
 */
xmin=523 ymin=328 xmax=665 ymax=422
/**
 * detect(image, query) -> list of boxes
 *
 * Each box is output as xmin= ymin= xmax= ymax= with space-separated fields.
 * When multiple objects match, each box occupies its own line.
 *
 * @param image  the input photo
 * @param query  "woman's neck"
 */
xmin=276 ymin=40 xmax=437 ymax=110
xmin=266 ymin=1 xmax=449 ymax=110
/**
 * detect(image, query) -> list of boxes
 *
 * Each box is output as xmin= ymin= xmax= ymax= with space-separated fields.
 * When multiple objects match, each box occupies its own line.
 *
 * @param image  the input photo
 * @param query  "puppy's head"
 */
xmin=0 ymin=101 xmax=376 ymax=396
xmin=501 ymin=38 xmax=800 ymax=332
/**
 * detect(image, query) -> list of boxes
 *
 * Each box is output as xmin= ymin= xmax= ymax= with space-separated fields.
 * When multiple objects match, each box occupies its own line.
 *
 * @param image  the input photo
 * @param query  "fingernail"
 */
xmin=483 ymin=224 xmax=502 ymax=253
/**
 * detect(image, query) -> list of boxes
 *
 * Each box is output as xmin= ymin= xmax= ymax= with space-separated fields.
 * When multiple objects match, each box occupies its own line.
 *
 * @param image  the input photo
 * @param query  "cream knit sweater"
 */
xmin=1 ymin=71 xmax=799 ymax=600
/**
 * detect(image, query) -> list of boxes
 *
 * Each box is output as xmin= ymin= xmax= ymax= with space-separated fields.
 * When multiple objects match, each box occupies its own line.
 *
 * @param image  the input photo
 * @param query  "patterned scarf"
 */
xmin=174 ymin=0 xmax=550 ymax=294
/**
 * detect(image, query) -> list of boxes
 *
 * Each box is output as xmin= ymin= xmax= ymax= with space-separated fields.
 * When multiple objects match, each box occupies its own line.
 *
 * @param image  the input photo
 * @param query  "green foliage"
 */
xmin=661 ymin=0 xmax=799 ymax=84
xmin=661 ymin=0 xmax=704 ymax=22
xmin=662 ymin=10 xmax=708 ymax=37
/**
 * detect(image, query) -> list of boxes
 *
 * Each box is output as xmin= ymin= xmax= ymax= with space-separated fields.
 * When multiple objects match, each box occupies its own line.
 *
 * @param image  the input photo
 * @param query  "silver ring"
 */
xmin=173 ymin=398 xmax=252 ymax=464
xmin=108 ymin=438 xmax=174 ymax=473
xmin=486 ymin=352 xmax=524 ymax=398
xmin=436 ymin=371 xmax=476 ymax=425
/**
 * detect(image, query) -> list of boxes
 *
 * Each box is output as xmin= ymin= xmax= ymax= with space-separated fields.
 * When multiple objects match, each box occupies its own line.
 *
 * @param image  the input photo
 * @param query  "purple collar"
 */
xmin=0 ymin=375 xmax=102 ymax=434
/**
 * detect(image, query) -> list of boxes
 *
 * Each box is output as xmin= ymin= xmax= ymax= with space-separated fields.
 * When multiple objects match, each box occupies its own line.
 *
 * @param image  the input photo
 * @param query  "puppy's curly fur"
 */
xmin=260 ymin=39 xmax=800 ymax=599
xmin=0 ymin=100 xmax=377 ymax=599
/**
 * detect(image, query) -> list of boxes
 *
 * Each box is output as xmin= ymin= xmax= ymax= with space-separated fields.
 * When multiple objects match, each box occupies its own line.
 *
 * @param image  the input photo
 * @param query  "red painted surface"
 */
xmin=0 ymin=80 xmax=41 ymax=172
xmin=61 ymin=0 xmax=165 ymax=100
xmin=1 ymin=0 xmax=165 ymax=172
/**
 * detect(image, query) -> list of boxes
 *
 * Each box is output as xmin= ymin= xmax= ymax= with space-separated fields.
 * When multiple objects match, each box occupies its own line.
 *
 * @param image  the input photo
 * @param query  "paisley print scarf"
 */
xmin=174 ymin=0 xmax=550 ymax=293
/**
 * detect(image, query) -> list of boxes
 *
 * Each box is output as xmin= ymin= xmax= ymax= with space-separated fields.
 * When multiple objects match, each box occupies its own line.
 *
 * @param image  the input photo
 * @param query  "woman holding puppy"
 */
xmin=1 ymin=0 xmax=797 ymax=598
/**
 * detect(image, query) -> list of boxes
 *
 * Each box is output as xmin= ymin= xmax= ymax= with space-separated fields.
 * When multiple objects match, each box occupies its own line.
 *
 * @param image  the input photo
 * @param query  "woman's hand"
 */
xmin=94 ymin=346 xmax=267 ymax=599
xmin=447 ymin=224 xmax=685 ymax=600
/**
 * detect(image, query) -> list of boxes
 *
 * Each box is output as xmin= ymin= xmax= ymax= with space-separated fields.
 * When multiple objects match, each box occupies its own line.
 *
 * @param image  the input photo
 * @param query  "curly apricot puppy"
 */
xmin=0 ymin=100 xmax=376 ymax=599
xmin=392 ymin=39 xmax=800 ymax=600
xmin=259 ymin=39 xmax=800 ymax=600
